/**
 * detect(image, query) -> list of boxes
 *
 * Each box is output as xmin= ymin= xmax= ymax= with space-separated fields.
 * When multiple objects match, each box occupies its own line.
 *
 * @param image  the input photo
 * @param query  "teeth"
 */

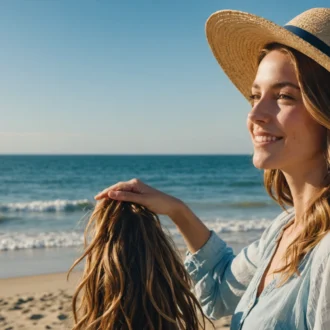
xmin=255 ymin=136 xmax=280 ymax=142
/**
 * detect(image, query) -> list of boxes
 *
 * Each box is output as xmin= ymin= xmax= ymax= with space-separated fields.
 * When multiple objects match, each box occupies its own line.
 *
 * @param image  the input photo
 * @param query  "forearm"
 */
xmin=169 ymin=201 xmax=211 ymax=253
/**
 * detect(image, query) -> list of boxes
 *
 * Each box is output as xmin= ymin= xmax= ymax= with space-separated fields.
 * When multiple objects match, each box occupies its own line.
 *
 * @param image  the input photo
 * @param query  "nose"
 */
xmin=247 ymin=97 xmax=272 ymax=124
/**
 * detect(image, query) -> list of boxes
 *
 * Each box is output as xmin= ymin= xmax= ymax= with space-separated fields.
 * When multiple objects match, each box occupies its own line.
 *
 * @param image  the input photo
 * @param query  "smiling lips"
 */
xmin=253 ymin=132 xmax=283 ymax=144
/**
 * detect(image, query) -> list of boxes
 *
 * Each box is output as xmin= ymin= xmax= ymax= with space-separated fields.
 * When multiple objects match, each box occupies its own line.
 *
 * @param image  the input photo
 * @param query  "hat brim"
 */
xmin=206 ymin=10 xmax=330 ymax=101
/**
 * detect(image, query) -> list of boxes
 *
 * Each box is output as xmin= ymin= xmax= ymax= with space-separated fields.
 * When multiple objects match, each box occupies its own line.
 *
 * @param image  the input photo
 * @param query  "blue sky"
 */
xmin=1 ymin=0 xmax=328 ymax=154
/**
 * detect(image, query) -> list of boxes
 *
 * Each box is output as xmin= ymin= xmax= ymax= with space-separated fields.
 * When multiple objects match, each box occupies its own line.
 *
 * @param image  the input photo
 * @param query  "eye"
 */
xmin=249 ymin=94 xmax=260 ymax=105
xmin=277 ymin=93 xmax=295 ymax=101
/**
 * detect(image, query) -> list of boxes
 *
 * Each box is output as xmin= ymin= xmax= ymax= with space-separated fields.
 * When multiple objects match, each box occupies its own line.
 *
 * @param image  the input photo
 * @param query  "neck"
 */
xmin=281 ymin=157 xmax=328 ymax=228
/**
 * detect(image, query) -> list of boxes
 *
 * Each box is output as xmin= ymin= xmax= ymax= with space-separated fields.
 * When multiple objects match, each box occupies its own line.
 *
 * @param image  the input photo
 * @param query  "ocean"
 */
xmin=0 ymin=155 xmax=282 ymax=278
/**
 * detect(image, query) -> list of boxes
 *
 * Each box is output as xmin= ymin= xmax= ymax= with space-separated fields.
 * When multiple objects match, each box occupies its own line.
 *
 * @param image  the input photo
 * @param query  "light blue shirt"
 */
xmin=184 ymin=209 xmax=330 ymax=329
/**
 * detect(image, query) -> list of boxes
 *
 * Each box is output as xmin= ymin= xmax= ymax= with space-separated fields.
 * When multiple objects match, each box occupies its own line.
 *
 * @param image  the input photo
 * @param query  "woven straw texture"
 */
xmin=206 ymin=8 xmax=330 ymax=100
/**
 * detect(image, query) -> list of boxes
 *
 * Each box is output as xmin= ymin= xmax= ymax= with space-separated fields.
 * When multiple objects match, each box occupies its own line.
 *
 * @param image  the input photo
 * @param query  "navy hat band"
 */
xmin=284 ymin=25 xmax=330 ymax=57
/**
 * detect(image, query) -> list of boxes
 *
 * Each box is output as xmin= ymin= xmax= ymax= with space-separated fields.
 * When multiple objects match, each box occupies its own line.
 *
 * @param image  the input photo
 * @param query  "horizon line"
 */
xmin=0 ymin=153 xmax=252 ymax=156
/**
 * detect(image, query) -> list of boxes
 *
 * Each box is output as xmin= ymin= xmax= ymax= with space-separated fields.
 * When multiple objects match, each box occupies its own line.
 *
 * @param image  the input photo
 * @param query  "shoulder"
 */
xmin=311 ymin=231 xmax=330 ymax=267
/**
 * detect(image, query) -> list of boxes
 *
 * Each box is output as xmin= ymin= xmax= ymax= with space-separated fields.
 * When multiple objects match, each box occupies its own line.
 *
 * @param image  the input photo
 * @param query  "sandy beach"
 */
xmin=0 ymin=271 xmax=231 ymax=329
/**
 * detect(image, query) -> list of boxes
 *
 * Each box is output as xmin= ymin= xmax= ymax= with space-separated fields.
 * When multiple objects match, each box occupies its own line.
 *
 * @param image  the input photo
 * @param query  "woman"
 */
xmin=95 ymin=8 xmax=330 ymax=330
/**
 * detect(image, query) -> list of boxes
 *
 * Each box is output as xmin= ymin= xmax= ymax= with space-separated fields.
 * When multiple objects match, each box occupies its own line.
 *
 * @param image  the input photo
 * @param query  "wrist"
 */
xmin=168 ymin=199 xmax=190 ymax=224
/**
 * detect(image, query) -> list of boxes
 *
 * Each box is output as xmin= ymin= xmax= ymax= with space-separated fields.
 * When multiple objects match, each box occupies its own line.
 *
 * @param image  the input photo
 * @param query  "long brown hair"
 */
xmin=68 ymin=199 xmax=212 ymax=330
xmin=259 ymin=43 xmax=330 ymax=284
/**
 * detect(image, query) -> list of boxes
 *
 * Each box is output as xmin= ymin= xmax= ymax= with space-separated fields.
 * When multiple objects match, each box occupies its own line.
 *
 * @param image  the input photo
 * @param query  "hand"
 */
xmin=94 ymin=178 xmax=183 ymax=217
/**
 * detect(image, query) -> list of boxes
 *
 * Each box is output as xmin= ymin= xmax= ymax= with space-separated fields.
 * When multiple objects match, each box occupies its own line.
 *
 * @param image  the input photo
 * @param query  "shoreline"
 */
xmin=0 ymin=240 xmax=248 ymax=279
xmin=0 ymin=241 xmax=237 ymax=328
xmin=0 ymin=271 xmax=231 ymax=329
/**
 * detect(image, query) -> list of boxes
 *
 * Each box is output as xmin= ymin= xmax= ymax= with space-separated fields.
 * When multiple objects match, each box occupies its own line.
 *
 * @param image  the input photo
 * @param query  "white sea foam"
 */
xmin=0 ymin=218 xmax=272 ymax=251
xmin=0 ymin=231 xmax=84 ymax=251
xmin=0 ymin=199 xmax=94 ymax=213
xmin=207 ymin=218 xmax=272 ymax=233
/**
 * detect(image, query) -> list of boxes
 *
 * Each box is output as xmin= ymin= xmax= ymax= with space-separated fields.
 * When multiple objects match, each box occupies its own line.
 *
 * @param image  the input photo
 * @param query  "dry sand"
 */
xmin=0 ymin=272 xmax=231 ymax=330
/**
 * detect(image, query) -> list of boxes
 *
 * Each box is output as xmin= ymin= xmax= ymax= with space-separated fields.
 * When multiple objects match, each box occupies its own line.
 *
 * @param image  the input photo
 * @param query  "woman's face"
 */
xmin=247 ymin=50 xmax=326 ymax=171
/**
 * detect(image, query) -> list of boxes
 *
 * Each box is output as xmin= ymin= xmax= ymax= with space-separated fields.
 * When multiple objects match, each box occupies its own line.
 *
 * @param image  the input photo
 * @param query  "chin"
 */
xmin=252 ymin=152 xmax=278 ymax=169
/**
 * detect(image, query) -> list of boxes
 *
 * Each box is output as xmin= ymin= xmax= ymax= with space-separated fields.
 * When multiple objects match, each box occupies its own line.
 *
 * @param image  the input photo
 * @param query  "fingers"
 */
xmin=94 ymin=188 xmax=110 ymax=201
xmin=94 ymin=182 xmax=126 ymax=200
xmin=94 ymin=180 xmax=140 ymax=200
xmin=108 ymin=190 xmax=142 ymax=204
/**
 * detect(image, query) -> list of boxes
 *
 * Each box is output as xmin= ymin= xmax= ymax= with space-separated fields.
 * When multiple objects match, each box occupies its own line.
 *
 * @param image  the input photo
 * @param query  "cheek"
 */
xmin=279 ymin=110 xmax=300 ymax=141
xmin=282 ymin=109 xmax=325 ymax=151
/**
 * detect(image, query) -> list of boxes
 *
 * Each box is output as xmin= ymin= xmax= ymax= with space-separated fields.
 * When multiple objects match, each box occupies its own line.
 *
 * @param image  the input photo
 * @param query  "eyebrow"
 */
xmin=252 ymin=81 xmax=300 ymax=90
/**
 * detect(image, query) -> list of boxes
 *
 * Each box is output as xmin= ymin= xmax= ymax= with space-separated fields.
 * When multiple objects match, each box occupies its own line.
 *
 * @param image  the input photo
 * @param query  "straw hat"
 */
xmin=206 ymin=8 xmax=330 ymax=100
